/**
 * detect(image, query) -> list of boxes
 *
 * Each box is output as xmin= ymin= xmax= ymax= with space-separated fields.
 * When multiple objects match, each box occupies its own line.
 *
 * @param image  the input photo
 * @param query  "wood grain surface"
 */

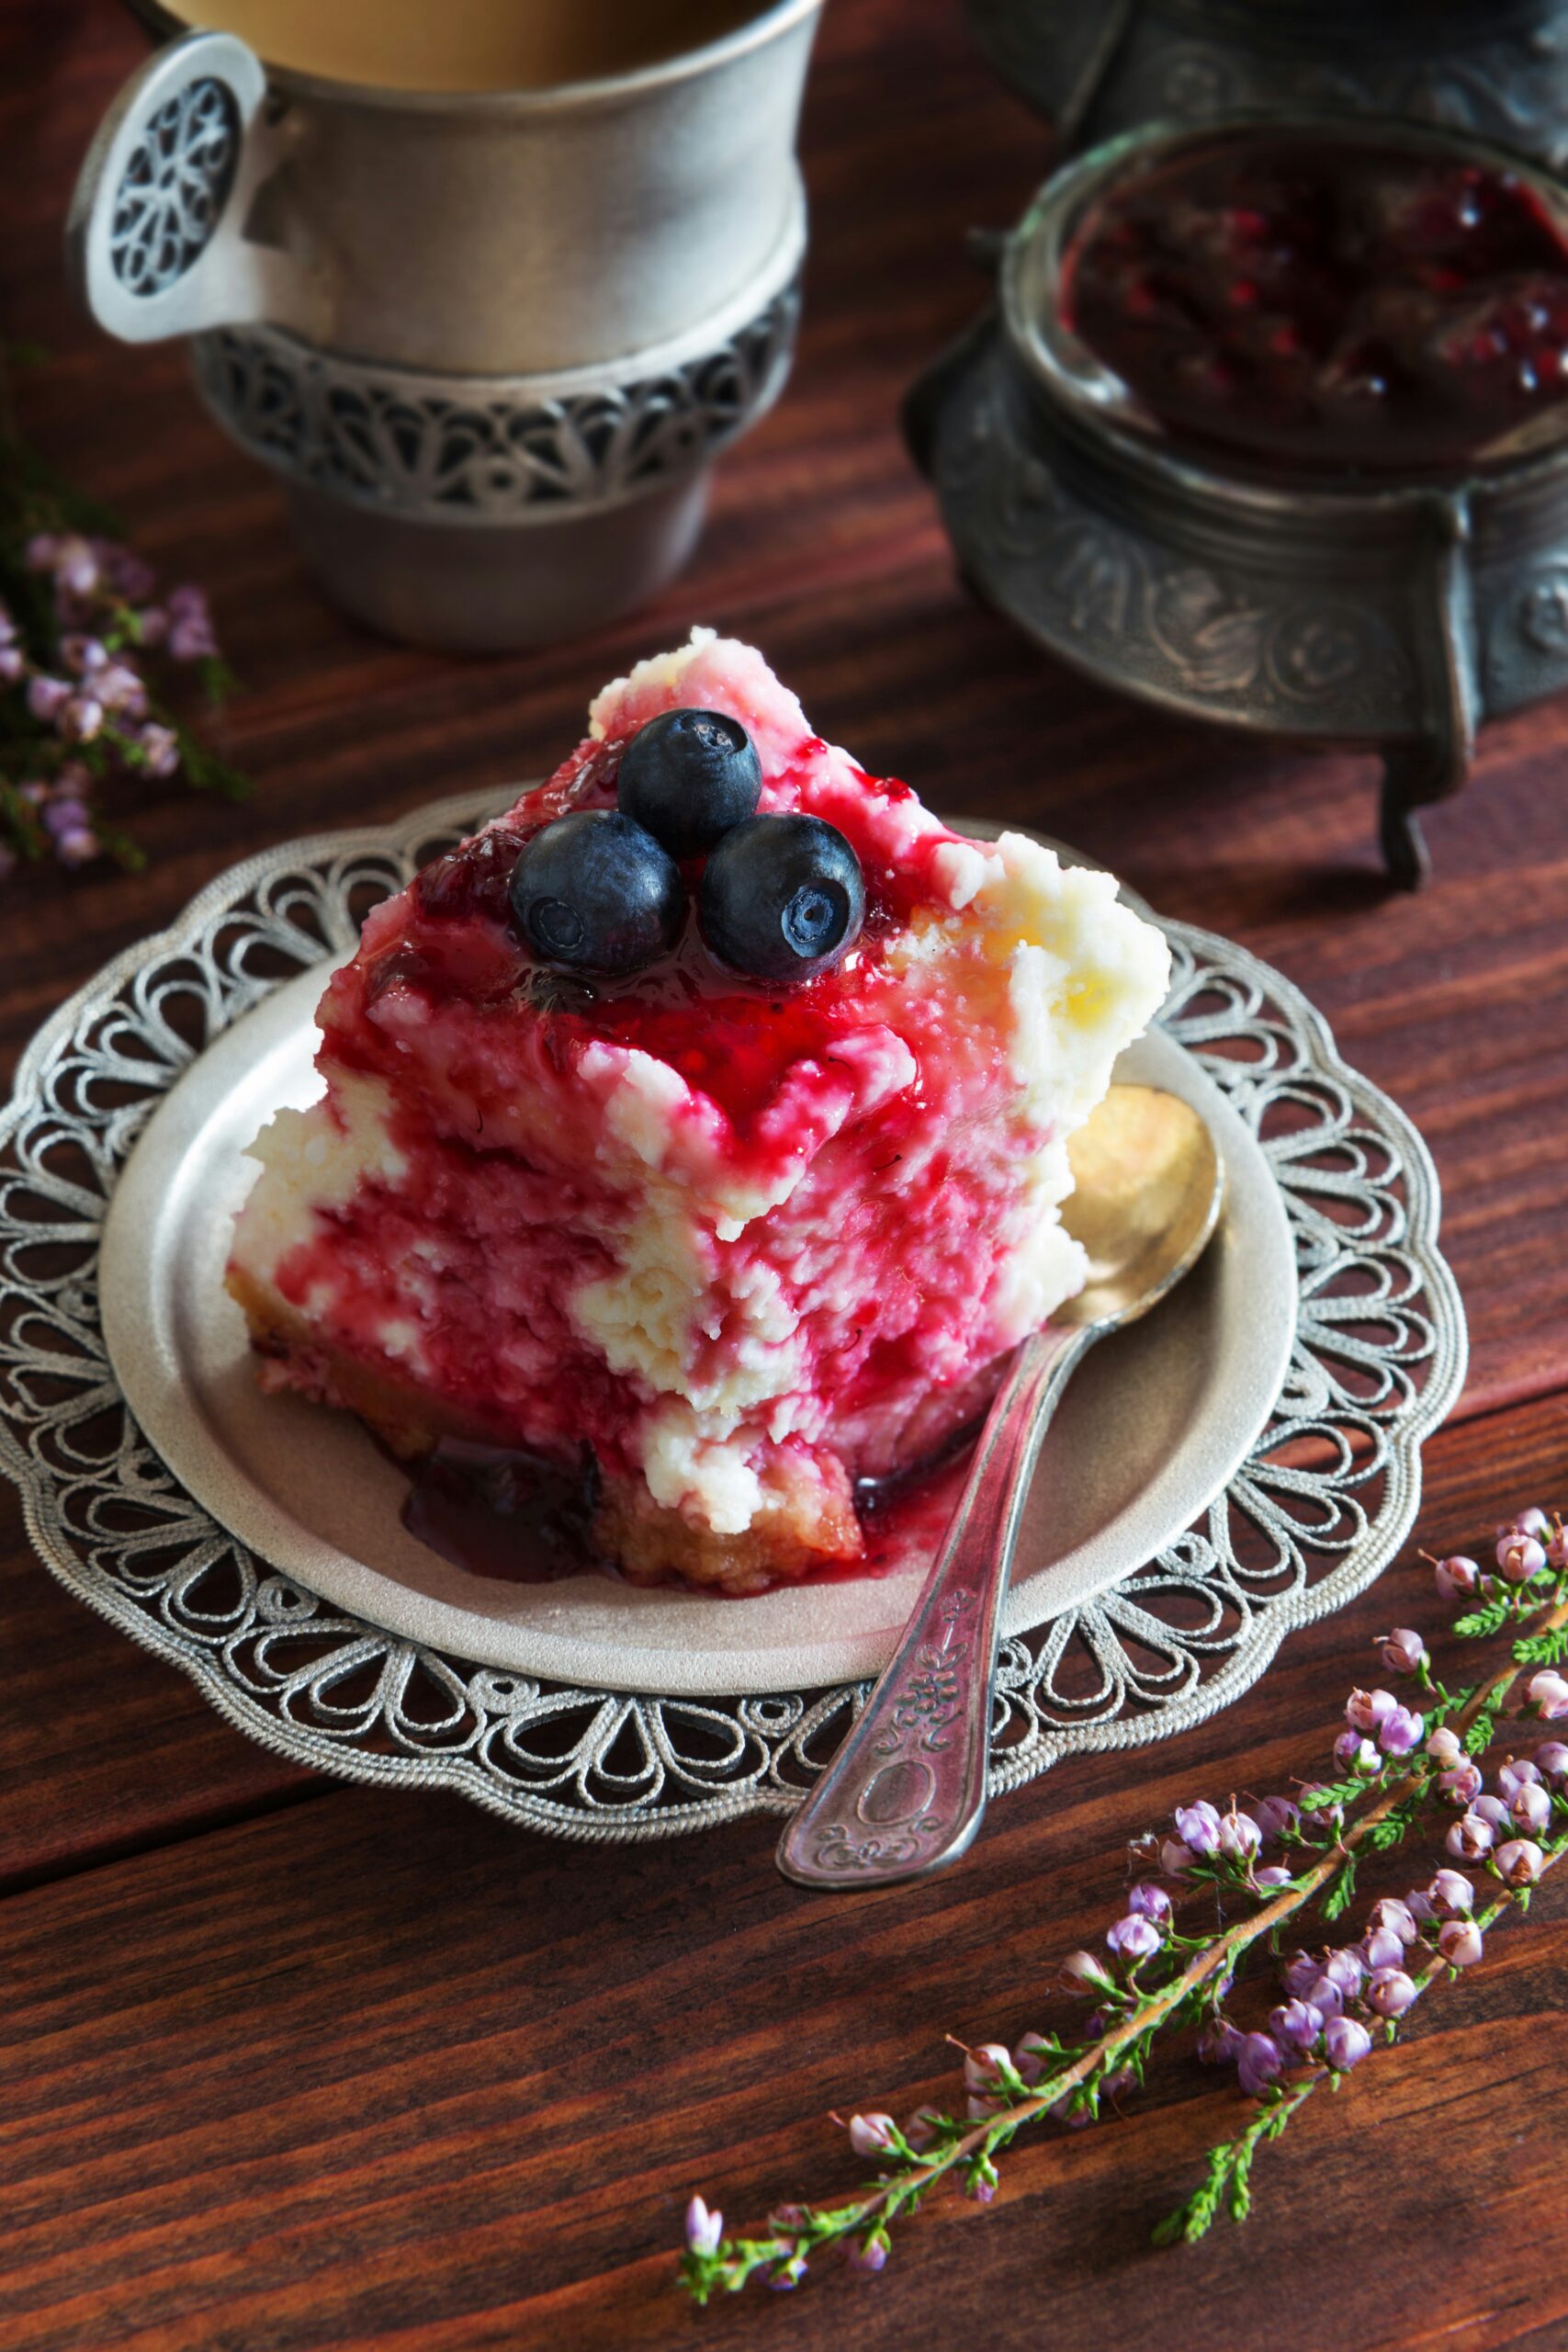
xmin=2 ymin=3 xmax=1566 ymax=2346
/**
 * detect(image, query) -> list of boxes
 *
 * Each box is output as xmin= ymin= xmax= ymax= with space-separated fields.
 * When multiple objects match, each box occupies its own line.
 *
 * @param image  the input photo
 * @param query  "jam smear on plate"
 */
xmin=1061 ymin=132 xmax=1568 ymax=477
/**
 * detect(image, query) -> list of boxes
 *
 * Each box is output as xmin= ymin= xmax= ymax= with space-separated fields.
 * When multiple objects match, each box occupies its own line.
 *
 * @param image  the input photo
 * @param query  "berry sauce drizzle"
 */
xmin=1060 ymin=134 xmax=1568 ymax=477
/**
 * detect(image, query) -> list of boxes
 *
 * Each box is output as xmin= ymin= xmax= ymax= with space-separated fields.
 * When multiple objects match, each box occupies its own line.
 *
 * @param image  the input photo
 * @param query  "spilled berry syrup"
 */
xmin=1061 ymin=133 xmax=1568 ymax=477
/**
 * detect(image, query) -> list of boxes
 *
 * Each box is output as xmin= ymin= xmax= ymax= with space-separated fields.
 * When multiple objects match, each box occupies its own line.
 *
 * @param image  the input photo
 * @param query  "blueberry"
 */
xmin=509 ymin=809 xmax=684 ymax=977
xmin=698 ymin=814 xmax=864 ymax=981
xmin=616 ymin=707 xmax=762 ymax=858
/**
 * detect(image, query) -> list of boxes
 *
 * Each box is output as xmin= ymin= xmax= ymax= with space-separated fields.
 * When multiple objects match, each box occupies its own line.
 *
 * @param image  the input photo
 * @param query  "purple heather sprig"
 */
xmin=0 ymin=404 xmax=247 ymax=873
xmin=678 ymin=1510 xmax=1568 ymax=2303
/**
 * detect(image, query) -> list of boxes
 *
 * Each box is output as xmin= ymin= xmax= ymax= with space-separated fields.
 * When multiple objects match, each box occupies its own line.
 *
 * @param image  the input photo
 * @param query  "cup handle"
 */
xmin=66 ymin=30 xmax=305 ymax=345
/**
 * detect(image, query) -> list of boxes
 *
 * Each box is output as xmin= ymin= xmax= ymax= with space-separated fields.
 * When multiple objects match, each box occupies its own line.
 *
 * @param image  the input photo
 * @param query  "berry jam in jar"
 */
xmin=1059 ymin=132 xmax=1568 ymax=479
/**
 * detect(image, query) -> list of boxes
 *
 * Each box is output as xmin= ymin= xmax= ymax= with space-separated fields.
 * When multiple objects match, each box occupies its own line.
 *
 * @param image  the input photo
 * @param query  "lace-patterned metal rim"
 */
xmin=0 ymin=796 xmax=1466 ymax=1843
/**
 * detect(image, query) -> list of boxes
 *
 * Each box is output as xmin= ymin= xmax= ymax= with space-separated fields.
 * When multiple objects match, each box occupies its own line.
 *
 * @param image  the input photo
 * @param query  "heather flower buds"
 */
xmin=1369 ymin=1897 xmax=1419 ymax=1945
xmin=1438 ymin=1761 xmax=1483 ymax=1808
xmin=1251 ymin=1796 xmax=1301 ymax=1842
xmin=1173 ymin=1801 xmax=1223 ymax=1856
xmin=1511 ymin=1781 xmax=1551 ymax=1834
xmin=1281 ymin=1951 xmax=1322 ymax=2000
xmin=1197 ymin=2018 xmax=1244 ymax=2065
xmin=1447 ymin=1813 xmax=1494 ymax=1860
xmin=1269 ymin=1998 xmax=1324 ymax=2052
xmin=1536 ymin=1741 xmax=1568 ymax=1780
xmin=1433 ymin=1555 xmax=1480 ymax=1600
xmin=1497 ymin=1758 xmax=1541 ymax=1803
xmin=963 ymin=2044 xmax=1013 ymax=2095
xmin=1360 ymin=1926 xmax=1406 ymax=1971
xmin=1346 ymin=1688 xmax=1398 ymax=1735
xmin=1254 ymin=1864 xmax=1292 ymax=1889
xmin=1323 ymin=2017 xmax=1373 ymax=2071
xmin=1062 ymin=1950 xmax=1114 ymax=1992
xmin=847 ymin=2233 xmax=888 ymax=2276
xmin=1159 ymin=1838 xmax=1195 ymax=1879
xmin=1428 ymin=1868 xmax=1475 ymax=1917
xmin=685 ymin=2195 xmax=724 ymax=2257
xmin=1426 ymin=1726 xmax=1464 ymax=1769
xmin=1496 ymin=1534 xmax=1546 ymax=1584
xmin=1013 ymin=2032 xmax=1055 ymax=2086
xmin=1236 ymin=2032 xmax=1283 ymax=2098
xmin=848 ymin=2112 xmax=900 ymax=2158
xmin=1319 ymin=1949 xmax=1365 ymax=2000
xmin=1107 ymin=1913 xmax=1163 ymax=1963
xmin=1438 ymin=1918 xmax=1484 ymax=1967
xmin=1495 ymin=1838 xmax=1545 ymax=1887
xmin=1472 ymin=1792 xmax=1510 ymax=1829
xmin=1367 ymin=1968 xmax=1419 ymax=2018
xmin=1378 ymin=1628 xmax=1427 ymax=1676
xmin=1126 ymin=1881 xmax=1173 ymax=1923
xmin=1526 ymin=1669 xmax=1568 ymax=1720
xmin=1216 ymin=1807 xmax=1262 ymax=1861
xmin=1378 ymin=1704 xmax=1426 ymax=1757
xmin=1335 ymin=1732 xmax=1382 ymax=1776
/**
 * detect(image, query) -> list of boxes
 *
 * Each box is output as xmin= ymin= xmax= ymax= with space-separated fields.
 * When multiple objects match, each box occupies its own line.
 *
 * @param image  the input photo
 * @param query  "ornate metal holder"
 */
xmin=0 ymin=797 xmax=1463 ymax=1844
xmin=907 ymin=117 xmax=1568 ymax=887
xmin=965 ymin=0 xmax=1568 ymax=168
xmin=64 ymin=7 xmax=818 ymax=649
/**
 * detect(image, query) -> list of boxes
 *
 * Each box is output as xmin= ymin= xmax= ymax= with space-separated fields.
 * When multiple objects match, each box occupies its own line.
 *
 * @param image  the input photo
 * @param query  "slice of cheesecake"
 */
xmin=227 ymin=631 xmax=1170 ymax=1595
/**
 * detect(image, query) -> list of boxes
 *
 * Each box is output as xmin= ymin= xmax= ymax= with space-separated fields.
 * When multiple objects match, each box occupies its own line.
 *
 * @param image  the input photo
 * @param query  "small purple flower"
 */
xmin=1438 ymin=1918 xmax=1483 ymax=1968
xmin=685 ymin=2195 xmax=723 ymax=2258
xmin=770 ymin=2256 xmax=807 ymax=2290
xmin=55 ymin=827 xmax=100 ymax=868
xmin=1367 ymin=1968 xmax=1419 ymax=2018
xmin=1536 ymin=1741 xmax=1568 ymax=1780
xmin=1335 ymin=1732 xmax=1382 ymax=1776
xmin=1254 ymin=1864 xmax=1292 ymax=1889
xmin=52 ymin=536 xmax=100 ymax=597
xmin=43 ymin=798 xmax=92 ymax=843
xmin=1447 ymin=1813 xmax=1494 ymax=1861
xmin=136 ymin=605 xmax=169 ymax=648
xmin=1174 ymin=1801 xmax=1224 ymax=1857
xmin=848 ymin=2112 xmax=899 ymax=2158
xmin=1497 ymin=1758 xmax=1542 ymax=1801
xmin=1236 ymin=2032 xmax=1283 ymax=2098
xmin=968 ymin=2173 xmax=998 ymax=2202
xmin=1439 ymin=1761 xmax=1483 ymax=1808
xmin=26 ymin=673 xmax=70 ymax=724
xmin=963 ymin=2044 xmax=1012 ymax=2095
xmin=1511 ymin=1781 xmax=1551 ymax=1834
xmin=98 ymin=539 xmax=156 ymax=602
xmin=0 ymin=644 xmax=24 ymax=685
xmin=1216 ymin=1807 xmax=1262 ymax=1861
xmin=138 ymin=721 xmax=180 ymax=778
xmin=60 ymin=695 xmax=103 ymax=744
xmin=1159 ymin=1838 xmax=1195 ymax=1879
xmin=1406 ymin=1890 xmax=1438 ymax=1925
xmin=166 ymin=583 xmax=218 ymax=662
xmin=1500 ymin=1508 xmax=1551 ymax=1540
xmin=1472 ymin=1793 xmax=1510 ymax=1830
xmin=59 ymin=634 xmax=107 ymax=675
xmin=1269 ymin=1998 xmax=1324 ymax=2052
xmin=1495 ymin=1838 xmax=1545 ymax=1887
xmin=1527 ymin=1670 xmax=1568 ymax=1721
xmin=1013 ymin=2032 xmax=1054 ymax=2086
xmin=1126 ymin=1880 xmax=1172 ymax=1923
xmin=1299 ymin=1785 xmax=1344 ymax=1831
xmin=1346 ymin=1687 xmax=1399 ymax=1735
xmin=1497 ymin=1535 xmax=1546 ymax=1585
xmin=847 ymin=2236 xmax=887 ymax=2277
xmin=1369 ymin=1897 xmax=1419 ymax=1946
xmin=23 ymin=532 xmax=60 ymax=571
xmin=1305 ymin=1974 xmax=1344 ymax=2020
xmin=1197 ymin=2018 xmax=1244 ymax=2066
xmin=1281 ymin=1950 xmax=1322 ymax=2000
xmin=1320 ymin=1950 xmax=1364 ymax=2000
xmin=1427 ymin=1726 xmax=1464 ymax=1769
xmin=1378 ymin=1705 xmax=1426 ymax=1758
xmin=1107 ymin=1912 xmax=1163 ymax=1963
xmin=94 ymin=662 xmax=148 ymax=720
xmin=1323 ymin=2016 xmax=1373 ymax=2071
xmin=1378 ymin=1627 xmax=1427 ymax=1676
xmin=965 ymin=2095 xmax=1001 ymax=2122
xmin=1428 ymin=1868 xmax=1474 ymax=1917
xmin=1061 ymin=1950 xmax=1112 ymax=1991
xmin=1251 ymin=1795 xmax=1301 ymax=1842
xmin=1434 ymin=1555 xmax=1480 ymax=1600
xmin=901 ymin=2105 xmax=945 ymax=2154
xmin=1360 ymin=1926 xmax=1406 ymax=1972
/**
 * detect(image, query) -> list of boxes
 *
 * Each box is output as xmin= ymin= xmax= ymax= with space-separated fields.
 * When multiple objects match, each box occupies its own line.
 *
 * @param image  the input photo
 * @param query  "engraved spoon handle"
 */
xmin=776 ymin=1321 xmax=1094 ymax=1889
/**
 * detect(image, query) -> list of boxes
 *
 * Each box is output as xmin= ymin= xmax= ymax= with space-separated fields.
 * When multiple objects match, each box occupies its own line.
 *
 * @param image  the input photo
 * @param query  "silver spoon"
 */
xmin=776 ymin=1083 xmax=1224 ymax=1891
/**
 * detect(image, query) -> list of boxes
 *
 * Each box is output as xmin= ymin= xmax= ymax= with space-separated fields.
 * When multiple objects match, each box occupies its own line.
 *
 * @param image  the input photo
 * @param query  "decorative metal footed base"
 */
xmin=187 ymin=278 xmax=801 ymax=650
xmin=0 ymin=797 xmax=1465 ymax=1844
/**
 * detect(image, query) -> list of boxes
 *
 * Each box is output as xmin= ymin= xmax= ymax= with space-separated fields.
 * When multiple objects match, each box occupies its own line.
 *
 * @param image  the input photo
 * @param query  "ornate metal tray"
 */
xmin=0 ymin=797 xmax=1466 ymax=1842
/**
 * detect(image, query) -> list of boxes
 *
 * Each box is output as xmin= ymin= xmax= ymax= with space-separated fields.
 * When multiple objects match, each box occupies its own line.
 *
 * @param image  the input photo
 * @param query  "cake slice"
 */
xmin=227 ymin=632 xmax=1170 ymax=1595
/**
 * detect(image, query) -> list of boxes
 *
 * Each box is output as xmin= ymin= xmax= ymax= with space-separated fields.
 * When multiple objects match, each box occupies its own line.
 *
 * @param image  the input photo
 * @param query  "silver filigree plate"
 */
xmin=0 ymin=797 xmax=1466 ymax=1842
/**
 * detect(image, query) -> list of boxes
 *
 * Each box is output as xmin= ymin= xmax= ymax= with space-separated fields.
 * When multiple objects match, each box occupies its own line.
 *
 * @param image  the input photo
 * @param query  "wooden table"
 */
xmin=5 ymin=6 xmax=1567 ymax=2346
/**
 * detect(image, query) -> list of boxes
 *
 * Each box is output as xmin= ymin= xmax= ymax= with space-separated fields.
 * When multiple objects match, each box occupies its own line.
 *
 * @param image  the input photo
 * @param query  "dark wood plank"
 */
xmin=2 ymin=1394 xmax=1566 ymax=2352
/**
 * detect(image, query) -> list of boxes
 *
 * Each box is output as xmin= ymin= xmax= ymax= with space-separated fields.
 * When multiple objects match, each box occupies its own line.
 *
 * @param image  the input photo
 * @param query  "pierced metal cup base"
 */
xmin=285 ymin=475 xmax=709 ymax=653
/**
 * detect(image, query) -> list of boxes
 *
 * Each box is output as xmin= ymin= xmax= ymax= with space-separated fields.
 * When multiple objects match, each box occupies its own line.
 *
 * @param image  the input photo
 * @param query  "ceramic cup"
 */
xmin=66 ymin=1 xmax=821 ymax=649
